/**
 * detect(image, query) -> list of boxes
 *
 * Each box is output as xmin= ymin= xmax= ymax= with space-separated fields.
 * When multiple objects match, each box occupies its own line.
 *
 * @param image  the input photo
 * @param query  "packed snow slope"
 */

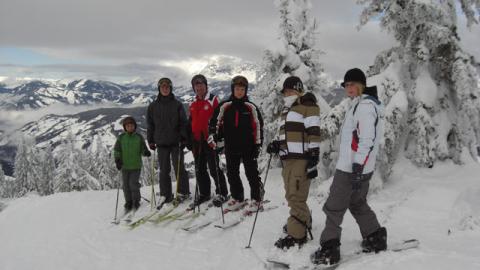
xmin=1 ymin=158 xmax=480 ymax=270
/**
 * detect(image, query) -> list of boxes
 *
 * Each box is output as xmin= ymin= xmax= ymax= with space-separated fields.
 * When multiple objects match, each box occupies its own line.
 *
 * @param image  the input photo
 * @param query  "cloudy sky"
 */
xmin=1 ymin=0 xmax=479 ymax=83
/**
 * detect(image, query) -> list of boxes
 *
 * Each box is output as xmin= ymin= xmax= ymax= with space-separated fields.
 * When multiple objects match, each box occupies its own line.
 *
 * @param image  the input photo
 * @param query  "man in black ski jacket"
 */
xmin=209 ymin=75 xmax=264 ymax=213
xmin=147 ymin=77 xmax=190 ymax=206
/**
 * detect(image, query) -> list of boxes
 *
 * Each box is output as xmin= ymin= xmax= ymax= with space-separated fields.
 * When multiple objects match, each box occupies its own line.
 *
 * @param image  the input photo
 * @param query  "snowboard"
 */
xmin=266 ymin=239 xmax=420 ymax=269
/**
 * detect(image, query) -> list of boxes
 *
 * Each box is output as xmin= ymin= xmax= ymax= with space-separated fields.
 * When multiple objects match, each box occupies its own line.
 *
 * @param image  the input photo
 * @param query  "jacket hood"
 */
xmin=363 ymin=86 xmax=378 ymax=100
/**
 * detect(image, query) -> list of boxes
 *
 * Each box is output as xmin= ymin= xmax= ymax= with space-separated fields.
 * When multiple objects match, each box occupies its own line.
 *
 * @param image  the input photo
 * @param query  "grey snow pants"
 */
xmin=320 ymin=169 xmax=380 ymax=244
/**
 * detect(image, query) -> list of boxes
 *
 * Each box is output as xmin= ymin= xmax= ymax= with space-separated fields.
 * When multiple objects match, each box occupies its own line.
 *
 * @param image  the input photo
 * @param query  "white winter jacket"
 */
xmin=336 ymin=94 xmax=384 ymax=174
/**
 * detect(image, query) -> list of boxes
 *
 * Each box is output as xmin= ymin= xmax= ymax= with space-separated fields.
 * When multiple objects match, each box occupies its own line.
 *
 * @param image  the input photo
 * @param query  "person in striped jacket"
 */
xmin=267 ymin=76 xmax=321 ymax=249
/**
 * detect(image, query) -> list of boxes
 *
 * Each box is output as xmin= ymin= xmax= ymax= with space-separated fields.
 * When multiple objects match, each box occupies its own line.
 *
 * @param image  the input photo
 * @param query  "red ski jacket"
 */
xmin=189 ymin=93 xmax=219 ymax=141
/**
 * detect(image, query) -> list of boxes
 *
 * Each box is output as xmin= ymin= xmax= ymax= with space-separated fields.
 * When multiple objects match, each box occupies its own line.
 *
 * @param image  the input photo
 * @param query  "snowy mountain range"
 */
xmin=0 ymin=56 xmax=259 ymax=111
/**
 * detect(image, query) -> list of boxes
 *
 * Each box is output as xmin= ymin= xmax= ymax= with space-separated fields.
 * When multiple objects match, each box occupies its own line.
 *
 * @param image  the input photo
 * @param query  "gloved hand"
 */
xmin=149 ymin=143 xmax=156 ymax=151
xmin=207 ymin=135 xmax=217 ymax=149
xmin=185 ymin=142 xmax=193 ymax=151
xmin=252 ymin=144 xmax=262 ymax=159
xmin=351 ymin=163 xmax=364 ymax=191
xmin=115 ymin=158 xmax=122 ymax=171
xmin=179 ymin=139 xmax=189 ymax=150
xmin=306 ymin=149 xmax=319 ymax=179
xmin=216 ymin=139 xmax=225 ymax=154
xmin=144 ymin=150 xmax=151 ymax=157
xmin=266 ymin=141 xmax=281 ymax=155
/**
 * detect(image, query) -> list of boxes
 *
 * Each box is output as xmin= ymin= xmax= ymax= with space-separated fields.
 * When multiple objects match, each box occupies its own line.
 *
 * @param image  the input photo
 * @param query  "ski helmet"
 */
xmin=157 ymin=77 xmax=173 ymax=91
xmin=231 ymin=75 xmax=248 ymax=93
xmin=282 ymin=76 xmax=304 ymax=93
xmin=122 ymin=116 xmax=137 ymax=131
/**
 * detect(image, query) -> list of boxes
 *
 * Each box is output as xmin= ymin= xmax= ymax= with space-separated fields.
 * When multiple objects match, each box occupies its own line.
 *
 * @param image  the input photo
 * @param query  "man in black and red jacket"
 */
xmin=209 ymin=75 xmax=264 ymax=213
xmin=188 ymin=74 xmax=229 ymax=208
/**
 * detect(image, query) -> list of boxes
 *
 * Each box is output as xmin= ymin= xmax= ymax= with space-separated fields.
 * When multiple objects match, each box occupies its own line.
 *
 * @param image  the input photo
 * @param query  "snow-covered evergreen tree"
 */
xmin=0 ymin=164 xmax=8 ymax=198
xmin=88 ymin=137 xmax=118 ymax=190
xmin=54 ymin=133 xmax=100 ymax=192
xmin=13 ymin=137 xmax=39 ymax=197
xmin=253 ymin=0 xmax=332 ymax=171
xmin=358 ymin=0 xmax=480 ymax=178
xmin=38 ymin=144 xmax=55 ymax=196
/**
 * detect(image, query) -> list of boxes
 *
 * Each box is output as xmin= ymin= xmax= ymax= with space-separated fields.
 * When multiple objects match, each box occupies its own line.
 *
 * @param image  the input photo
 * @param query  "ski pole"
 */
xmin=213 ymin=145 xmax=225 ymax=224
xmin=112 ymin=173 xmax=121 ymax=223
xmin=246 ymin=153 xmax=273 ymax=248
xmin=150 ymin=150 xmax=157 ymax=210
xmin=174 ymin=142 xmax=181 ymax=206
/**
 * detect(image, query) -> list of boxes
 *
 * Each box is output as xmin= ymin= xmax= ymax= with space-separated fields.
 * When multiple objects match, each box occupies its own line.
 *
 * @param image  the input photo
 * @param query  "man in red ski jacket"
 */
xmin=188 ymin=74 xmax=229 ymax=208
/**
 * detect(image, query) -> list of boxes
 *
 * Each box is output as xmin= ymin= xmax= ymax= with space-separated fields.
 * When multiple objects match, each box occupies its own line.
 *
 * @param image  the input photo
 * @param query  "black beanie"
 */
xmin=282 ymin=76 xmax=304 ymax=93
xmin=341 ymin=68 xmax=366 ymax=87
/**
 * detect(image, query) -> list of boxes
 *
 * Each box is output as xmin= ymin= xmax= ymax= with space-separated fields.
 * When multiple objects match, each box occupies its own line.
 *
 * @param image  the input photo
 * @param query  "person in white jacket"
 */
xmin=311 ymin=68 xmax=386 ymax=266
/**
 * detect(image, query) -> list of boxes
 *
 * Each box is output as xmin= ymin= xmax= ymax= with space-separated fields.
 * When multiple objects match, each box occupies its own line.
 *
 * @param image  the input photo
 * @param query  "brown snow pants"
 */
xmin=282 ymin=159 xmax=311 ymax=239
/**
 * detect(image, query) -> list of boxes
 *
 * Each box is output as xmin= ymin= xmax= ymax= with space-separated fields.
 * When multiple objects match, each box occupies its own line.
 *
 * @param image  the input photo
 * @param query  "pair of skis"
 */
xmin=182 ymin=200 xmax=278 ymax=232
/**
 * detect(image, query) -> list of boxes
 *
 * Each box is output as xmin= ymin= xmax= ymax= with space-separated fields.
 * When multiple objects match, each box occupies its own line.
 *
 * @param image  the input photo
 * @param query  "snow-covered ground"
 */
xmin=1 ymin=158 xmax=480 ymax=270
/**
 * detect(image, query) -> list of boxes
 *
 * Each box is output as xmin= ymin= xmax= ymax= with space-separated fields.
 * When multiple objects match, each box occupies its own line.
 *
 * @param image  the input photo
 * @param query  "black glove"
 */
xmin=252 ymin=145 xmax=261 ymax=159
xmin=115 ymin=158 xmax=122 ymax=171
xmin=149 ymin=143 xmax=156 ymax=151
xmin=306 ymin=149 xmax=319 ymax=179
xmin=144 ymin=150 xmax=151 ymax=157
xmin=215 ymin=139 xmax=225 ymax=154
xmin=266 ymin=141 xmax=281 ymax=155
xmin=352 ymin=163 xmax=364 ymax=191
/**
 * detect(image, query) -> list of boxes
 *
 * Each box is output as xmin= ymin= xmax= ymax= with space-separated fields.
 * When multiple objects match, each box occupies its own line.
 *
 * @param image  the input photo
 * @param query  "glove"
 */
xmin=144 ymin=150 xmax=151 ymax=157
xmin=306 ymin=149 xmax=319 ymax=179
xmin=185 ymin=142 xmax=193 ymax=151
xmin=351 ymin=163 xmax=364 ymax=191
xmin=252 ymin=145 xmax=261 ymax=159
xmin=207 ymin=135 xmax=217 ymax=149
xmin=216 ymin=139 xmax=225 ymax=154
xmin=179 ymin=140 xmax=188 ymax=149
xmin=149 ymin=143 xmax=156 ymax=151
xmin=115 ymin=158 xmax=122 ymax=171
xmin=266 ymin=141 xmax=281 ymax=154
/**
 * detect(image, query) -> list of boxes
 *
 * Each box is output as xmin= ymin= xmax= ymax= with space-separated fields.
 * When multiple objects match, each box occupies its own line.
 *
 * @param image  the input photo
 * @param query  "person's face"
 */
xmin=159 ymin=83 xmax=171 ymax=96
xmin=233 ymin=85 xmax=246 ymax=99
xmin=283 ymin=88 xmax=299 ymax=97
xmin=125 ymin=123 xmax=135 ymax=133
xmin=194 ymin=82 xmax=207 ymax=99
xmin=344 ymin=82 xmax=361 ymax=98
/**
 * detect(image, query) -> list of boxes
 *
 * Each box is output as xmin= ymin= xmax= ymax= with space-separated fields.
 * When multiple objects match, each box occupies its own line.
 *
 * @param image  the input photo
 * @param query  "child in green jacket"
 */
xmin=114 ymin=116 xmax=151 ymax=211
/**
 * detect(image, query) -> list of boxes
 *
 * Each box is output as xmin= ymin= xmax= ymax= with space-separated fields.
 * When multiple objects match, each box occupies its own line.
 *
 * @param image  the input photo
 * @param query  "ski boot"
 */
xmin=212 ymin=194 xmax=229 ymax=207
xmin=362 ymin=227 xmax=387 ymax=253
xmin=188 ymin=195 xmax=210 ymax=209
xmin=274 ymin=234 xmax=307 ymax=250
xmin=224 ymin=198 xmax=248 ymax=212
xmin=244 ymin=200 xmax=263 ymax=212
xmin=311 ymin=239 xmax=341 ymax=265
xmin=173 ymin=193 xmax=190 ymax=205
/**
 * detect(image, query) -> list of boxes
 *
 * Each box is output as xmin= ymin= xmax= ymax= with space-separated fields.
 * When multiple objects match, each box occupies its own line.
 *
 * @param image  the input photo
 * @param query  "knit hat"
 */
xmin=282 ymin=76 xmax=304 ymax=93
xmin=341 ymin=68 xmax=366 ymax=87
xmin=157 ymin=77 xmax=173 ymax=91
